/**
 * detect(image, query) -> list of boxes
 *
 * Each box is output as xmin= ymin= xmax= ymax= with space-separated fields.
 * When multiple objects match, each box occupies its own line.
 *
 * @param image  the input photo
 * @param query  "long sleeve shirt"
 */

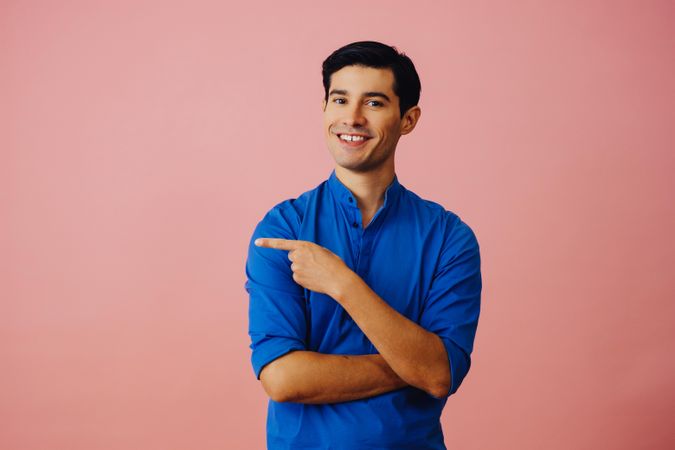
xmin=245 ymin=169 xmax=482 ymax=449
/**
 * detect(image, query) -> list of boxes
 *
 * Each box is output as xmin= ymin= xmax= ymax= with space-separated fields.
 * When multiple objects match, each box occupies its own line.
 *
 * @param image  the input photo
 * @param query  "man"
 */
xmin=245 ymin=41 xmax=482 ymax=449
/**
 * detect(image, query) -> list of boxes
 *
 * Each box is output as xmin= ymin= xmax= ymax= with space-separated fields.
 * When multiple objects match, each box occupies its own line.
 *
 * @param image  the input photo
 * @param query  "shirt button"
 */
xmin=352 ymin=222 xmax=358 ymax=228
xmin=348 ymin=197 xmax=353 ymax=203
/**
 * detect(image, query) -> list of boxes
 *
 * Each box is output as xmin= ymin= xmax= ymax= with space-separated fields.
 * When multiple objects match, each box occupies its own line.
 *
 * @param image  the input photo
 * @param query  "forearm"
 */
xmin=334 ymin=275 xmax=451 ymax=398
xmin=260 ymin=350 xmax=408 ymax=404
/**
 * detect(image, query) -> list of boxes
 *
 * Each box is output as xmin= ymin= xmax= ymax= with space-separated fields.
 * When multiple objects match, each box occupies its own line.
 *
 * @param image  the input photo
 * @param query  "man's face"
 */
xmin=322 ymin=65 xmax=415 ymax=174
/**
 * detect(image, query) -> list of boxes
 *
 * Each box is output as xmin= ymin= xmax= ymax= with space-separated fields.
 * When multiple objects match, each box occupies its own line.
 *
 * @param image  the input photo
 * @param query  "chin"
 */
xmin=334 ymin=158 xmax=382 ymax=174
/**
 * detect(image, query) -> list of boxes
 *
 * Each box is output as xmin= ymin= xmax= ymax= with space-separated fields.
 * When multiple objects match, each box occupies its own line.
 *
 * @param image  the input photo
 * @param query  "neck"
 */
xmin=334 ymin=163 xmax=395 ymax=214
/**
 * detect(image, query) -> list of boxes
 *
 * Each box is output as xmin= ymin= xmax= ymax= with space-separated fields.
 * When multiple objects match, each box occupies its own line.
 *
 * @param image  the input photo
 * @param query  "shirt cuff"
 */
xmin=251 ymin=337 xmax=306 ymax=380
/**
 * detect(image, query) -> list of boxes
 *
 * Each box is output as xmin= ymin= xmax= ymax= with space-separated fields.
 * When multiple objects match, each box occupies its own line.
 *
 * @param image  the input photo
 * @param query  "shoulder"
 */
xmin=253 ymin=199 xmax=301 ymax=241
xmin=250 ymin=180 xmax=324 ymax=241
xmin=401 ymin=187 xmax=480 ymax=255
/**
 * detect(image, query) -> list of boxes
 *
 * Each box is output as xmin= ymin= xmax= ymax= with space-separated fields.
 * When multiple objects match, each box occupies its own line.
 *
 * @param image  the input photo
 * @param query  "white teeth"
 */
xmin=340 ymin=134 xmax=366 ymax=142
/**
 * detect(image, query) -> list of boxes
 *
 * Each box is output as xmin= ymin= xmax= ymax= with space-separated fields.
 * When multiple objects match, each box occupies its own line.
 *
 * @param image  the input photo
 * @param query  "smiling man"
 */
xmin=245 ymin=41 xmax=482 ymax=449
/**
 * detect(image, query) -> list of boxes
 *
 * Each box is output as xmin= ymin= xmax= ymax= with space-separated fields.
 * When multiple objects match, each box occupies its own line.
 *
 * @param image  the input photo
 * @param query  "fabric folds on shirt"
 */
xmin=245 ymin=169 xmax=482 ymax=450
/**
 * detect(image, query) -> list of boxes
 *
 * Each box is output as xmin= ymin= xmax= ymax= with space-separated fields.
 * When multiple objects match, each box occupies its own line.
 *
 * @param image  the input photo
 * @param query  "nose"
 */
xmin=342 ymin=103 xmax=367 ymax=127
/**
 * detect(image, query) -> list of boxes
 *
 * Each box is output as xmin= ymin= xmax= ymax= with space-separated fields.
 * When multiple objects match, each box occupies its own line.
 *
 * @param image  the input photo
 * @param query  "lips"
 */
xmin=336 ymin=133 xmax=372 ymax=149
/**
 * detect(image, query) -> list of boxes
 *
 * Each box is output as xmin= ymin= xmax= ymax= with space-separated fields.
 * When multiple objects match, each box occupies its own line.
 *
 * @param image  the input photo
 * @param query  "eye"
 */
xmin=367 ymin=100 xmax=383 ymax=107
xmin=332 ymin=98 xmax=346 ymax=104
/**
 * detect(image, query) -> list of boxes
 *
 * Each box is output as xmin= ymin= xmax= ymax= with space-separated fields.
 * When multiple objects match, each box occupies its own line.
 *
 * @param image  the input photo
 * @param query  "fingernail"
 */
xmin=254 ymin=239 xmax=261 ymax=246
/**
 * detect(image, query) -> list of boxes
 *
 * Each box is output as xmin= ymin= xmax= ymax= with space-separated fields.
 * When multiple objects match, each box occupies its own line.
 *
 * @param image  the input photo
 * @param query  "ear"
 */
xmin=322 ymin=98 xmax=327 ymax=111
xmin=400 ymin=106 xmax=421 ymax=136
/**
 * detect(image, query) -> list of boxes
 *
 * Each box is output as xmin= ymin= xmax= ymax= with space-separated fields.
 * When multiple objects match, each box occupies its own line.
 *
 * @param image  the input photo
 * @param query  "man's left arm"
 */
xmin=333 ymin=275 xmax=453 ymax=398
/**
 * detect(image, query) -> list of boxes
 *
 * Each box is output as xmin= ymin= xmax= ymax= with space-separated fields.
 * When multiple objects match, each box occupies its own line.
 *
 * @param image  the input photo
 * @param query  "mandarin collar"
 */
xmin=327 ymin=169 xmax=402 ymax=210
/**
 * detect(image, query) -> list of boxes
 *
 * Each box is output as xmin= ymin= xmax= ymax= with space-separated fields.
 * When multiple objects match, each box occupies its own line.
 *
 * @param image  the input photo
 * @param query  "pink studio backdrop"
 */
xmin=2 ymin=1 xmax=674 ymax=449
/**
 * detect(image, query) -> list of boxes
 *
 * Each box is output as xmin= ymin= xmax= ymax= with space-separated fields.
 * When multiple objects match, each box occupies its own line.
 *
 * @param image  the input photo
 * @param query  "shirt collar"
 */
xmin=327 ymin=169 xmax=402 ymax=210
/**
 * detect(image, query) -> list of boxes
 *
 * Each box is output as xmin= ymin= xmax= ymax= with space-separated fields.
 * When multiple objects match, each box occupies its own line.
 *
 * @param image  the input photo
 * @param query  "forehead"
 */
xmin=329 ymin=65 xmax=395 ymax=95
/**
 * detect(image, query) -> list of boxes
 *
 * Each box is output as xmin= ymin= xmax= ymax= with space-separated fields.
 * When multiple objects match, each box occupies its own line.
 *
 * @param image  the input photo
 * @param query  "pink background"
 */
xmin=2 ymin=1 xmax=674 ymax=449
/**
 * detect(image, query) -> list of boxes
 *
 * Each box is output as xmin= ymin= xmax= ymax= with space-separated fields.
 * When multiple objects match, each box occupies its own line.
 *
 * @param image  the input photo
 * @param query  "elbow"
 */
xmin=260 ymin=360 xmax=293 ymax=403
xmin=411 ymin=373 xmax=451 ymax=399
xmin=427 ymin=380 xmax=451 ymax=399
xmin=267 ymin=386 xmax=292 ymax=403
xmin=424 ymin=360 xmax=452 ymax=399
xmin=411 ymin=333 xmax=454 ymax=399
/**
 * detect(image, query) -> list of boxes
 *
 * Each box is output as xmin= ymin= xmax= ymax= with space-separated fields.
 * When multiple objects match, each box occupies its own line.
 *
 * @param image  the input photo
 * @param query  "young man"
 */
xmin=245 ymin=41 xmax=482 ymax=449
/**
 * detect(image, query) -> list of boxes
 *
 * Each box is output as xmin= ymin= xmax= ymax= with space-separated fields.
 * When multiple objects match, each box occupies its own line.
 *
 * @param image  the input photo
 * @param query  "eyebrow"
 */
xmin=328 ymin=89 xmax=391 ymax=103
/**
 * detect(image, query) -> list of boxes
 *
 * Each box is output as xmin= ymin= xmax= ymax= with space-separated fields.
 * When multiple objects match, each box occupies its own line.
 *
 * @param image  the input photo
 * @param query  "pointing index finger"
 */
xmin=254 ymin=238 xmax=300 ymax=251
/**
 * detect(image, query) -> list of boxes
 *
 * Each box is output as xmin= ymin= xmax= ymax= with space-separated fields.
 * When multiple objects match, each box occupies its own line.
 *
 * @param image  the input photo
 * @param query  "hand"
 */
xmin=255 ymin=238 xmax=355 ymax=299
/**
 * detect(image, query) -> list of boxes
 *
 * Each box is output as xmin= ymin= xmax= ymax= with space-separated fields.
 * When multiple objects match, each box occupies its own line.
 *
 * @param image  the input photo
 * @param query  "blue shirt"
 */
xmin=245 ymin=169 xmax=482 ymax=449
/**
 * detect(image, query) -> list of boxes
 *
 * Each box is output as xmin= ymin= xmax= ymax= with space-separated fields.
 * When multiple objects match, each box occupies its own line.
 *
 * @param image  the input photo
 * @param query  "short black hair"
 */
xmin=322 ymin=41 xmax=421 ymax=119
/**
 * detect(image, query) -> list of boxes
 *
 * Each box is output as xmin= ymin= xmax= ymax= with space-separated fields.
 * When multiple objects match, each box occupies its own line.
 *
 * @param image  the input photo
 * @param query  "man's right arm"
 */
xmin=248 ymin=206 xmax=407 ymax=404
xmin=260 ymin=351 xmax=408 ymax=404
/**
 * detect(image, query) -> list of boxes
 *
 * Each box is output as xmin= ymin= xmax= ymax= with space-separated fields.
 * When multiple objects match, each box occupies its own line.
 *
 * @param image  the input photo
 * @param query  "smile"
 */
xmin=336 ymin=133 xmax=372 ymax=148
xmin=339 ymin=134 xmax=368 ymax=142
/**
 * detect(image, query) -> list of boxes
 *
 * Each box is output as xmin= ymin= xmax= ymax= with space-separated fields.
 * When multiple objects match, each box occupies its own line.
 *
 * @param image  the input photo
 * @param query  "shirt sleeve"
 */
xmin=419 ymin=216 xmax=482 ymax=397
xmin=245 ymin=204 xmax=308 ymax=380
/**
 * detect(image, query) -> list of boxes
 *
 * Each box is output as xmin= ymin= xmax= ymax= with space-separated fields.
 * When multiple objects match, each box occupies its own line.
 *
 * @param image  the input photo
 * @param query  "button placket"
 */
xmin=356 ymin=203 xmax=388 ymax=279
xmin=357 ymin=222 xmax=373 ymax=276
xmin=351 ymin=207 xmax=364 ymax=272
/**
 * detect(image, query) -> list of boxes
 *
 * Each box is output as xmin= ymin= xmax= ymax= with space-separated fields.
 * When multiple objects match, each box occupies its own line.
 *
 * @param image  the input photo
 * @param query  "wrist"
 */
xmin=332 ymin=268 xmax=363 ymax=304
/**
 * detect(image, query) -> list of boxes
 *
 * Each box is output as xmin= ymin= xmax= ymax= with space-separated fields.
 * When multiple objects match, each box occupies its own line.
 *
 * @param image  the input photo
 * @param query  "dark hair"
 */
xmin=322 ymin=41 xmax=421 ymax=118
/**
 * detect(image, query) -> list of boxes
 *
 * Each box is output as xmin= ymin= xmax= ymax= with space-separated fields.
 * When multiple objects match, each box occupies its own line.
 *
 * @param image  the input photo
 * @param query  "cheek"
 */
xmin=323 ymin=118 xmax=336 ymax=133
